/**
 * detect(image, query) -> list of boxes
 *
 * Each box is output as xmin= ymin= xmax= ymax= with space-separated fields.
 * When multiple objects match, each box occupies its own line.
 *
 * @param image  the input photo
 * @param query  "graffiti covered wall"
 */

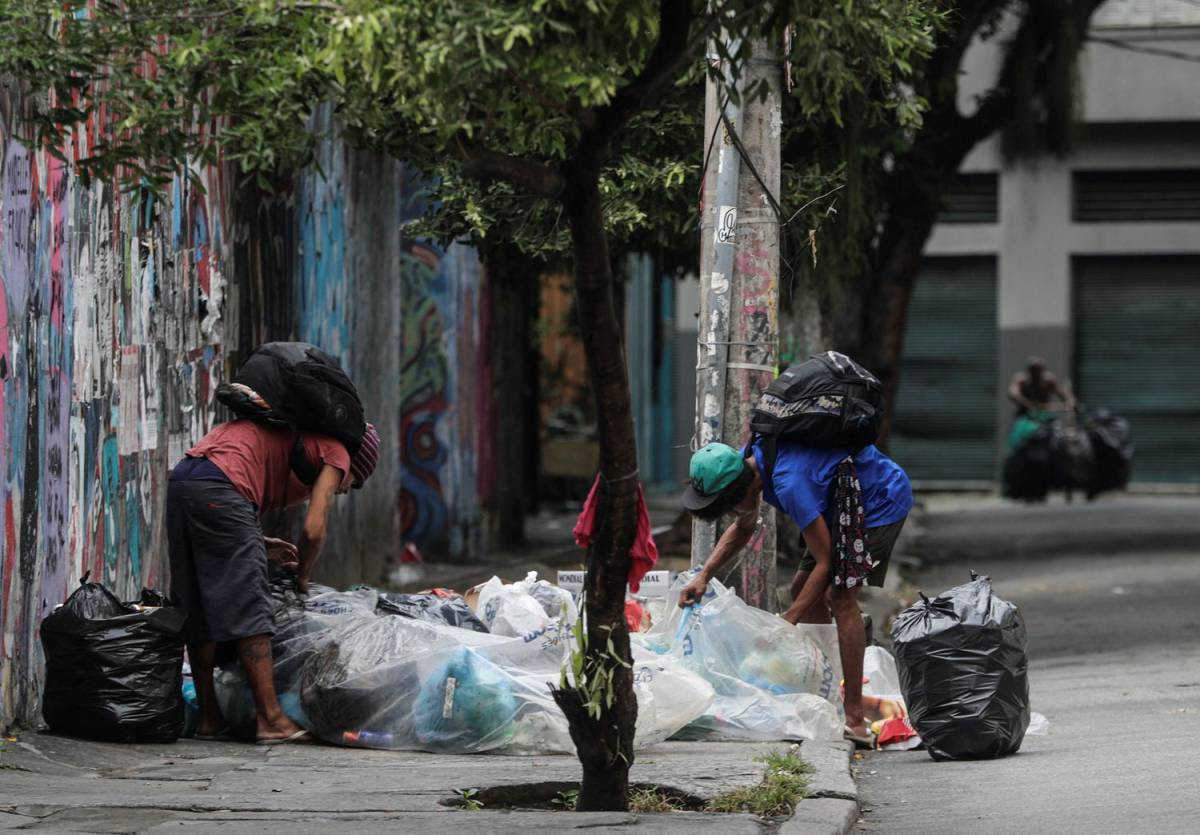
xmin=398 ymin=190 xmax=486 ymax=562
xmin=0 ymin=100 xmax=491 ymax=730
xmin=0 ymin=94 xmax=229 ymax=726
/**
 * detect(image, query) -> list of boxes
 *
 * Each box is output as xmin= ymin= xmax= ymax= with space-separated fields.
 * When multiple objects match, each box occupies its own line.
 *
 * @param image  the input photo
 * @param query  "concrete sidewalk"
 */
xmin=0 ymin=733 xmax=858 ymax=834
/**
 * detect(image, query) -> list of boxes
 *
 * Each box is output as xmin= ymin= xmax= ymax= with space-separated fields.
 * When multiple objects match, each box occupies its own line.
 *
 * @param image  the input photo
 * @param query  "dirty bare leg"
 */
xmin=830 ymin=585 xmax=867 ymax=736
xmin=189 ymin=641 xmax=224 ymax=736
xmin=237 ymin=634 xmax=303 ymax=741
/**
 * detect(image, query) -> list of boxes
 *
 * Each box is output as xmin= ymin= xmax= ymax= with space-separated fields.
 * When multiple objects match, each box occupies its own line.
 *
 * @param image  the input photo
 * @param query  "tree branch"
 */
xmin=959 ymin=0 xmax=1107 ymax=150
xmin=575 ymin=0 xmax=700 ymax=169
xmin=454 ymin=132 xmax=564 ymax=197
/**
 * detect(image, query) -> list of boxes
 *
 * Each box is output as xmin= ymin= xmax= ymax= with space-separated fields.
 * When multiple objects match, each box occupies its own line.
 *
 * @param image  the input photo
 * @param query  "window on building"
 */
xmin=1073 ymin=169 xmax=1200 ymax=222
xmin=939 ymin=173 xmax=998 ymax=223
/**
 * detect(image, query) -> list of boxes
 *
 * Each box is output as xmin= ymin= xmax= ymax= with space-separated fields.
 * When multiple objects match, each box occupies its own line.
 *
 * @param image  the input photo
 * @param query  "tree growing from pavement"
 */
xmin=776 ymin=0 xmax=1107 ymax=441
xmin=0 ymin=0 xmax=936 ymax=809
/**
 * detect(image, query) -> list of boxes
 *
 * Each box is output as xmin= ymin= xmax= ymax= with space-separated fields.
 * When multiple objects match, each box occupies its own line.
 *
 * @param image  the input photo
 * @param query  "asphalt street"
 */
xmin=855 ymin=494 xmax=1200 ymax=834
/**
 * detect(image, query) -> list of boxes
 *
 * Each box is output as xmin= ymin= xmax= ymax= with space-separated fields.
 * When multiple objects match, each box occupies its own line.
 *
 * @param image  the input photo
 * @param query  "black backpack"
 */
xmin=749 ymin=351 xmax=884 ymax=480
xmin=216 ymin=342 xmax=365 ymax=484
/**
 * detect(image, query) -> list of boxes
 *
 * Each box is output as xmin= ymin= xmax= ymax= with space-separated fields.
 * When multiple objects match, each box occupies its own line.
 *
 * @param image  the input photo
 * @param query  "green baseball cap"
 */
xmin=683 ymin=443 xmax=746 ymax=511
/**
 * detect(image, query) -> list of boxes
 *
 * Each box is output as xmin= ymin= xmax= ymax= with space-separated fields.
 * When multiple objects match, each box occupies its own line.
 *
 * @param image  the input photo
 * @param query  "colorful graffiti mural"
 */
xmin=0 ymin=99 xmax=490 ymax=731
xmin=0 ymin=93 xmax=229 ymax=727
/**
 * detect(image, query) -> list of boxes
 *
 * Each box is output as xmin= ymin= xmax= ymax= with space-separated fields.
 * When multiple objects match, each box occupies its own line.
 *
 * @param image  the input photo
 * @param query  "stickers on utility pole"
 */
xmin=716 ymin=205 xmax=737 ymax=245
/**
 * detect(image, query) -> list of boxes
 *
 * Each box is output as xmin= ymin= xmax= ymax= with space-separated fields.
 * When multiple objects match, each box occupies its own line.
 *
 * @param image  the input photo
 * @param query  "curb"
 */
xmin=781 ymin=740 xmax=859 ymax=835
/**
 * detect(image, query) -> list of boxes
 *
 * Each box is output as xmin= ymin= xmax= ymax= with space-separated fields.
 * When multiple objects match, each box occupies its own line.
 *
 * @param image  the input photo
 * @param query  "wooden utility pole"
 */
xmin=693 ymin=38 xmax=781 ymax=611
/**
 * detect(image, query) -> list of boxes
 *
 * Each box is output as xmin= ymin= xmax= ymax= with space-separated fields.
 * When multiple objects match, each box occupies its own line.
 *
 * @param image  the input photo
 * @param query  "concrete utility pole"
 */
xmin=693 ymin=38 xmax=781 ymax=611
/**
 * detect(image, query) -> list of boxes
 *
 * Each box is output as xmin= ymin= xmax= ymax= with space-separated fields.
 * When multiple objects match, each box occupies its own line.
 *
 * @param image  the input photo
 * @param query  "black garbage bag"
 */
xmin=1086 ymin=410 xmax=1133 ymax=494
xmin=1003 ymin=425 xmax=1053 ymax=501
xmin=1050 ymin=421 xmax=1096 ymax=489
xmin=41 ymin=575 xmax=187 ymax=743
xmin=891 ymin=574 xmax=1030 ymax=761
xmin=377 ymin=593 xmax=489 ymax=633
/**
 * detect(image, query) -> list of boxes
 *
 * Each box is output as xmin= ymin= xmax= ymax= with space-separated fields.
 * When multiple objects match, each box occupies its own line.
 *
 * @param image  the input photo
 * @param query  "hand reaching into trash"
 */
xmin=265 ymin=537 xmax=299 ymax=571
xmin=678 ymin=574 xmax=708 ymax=607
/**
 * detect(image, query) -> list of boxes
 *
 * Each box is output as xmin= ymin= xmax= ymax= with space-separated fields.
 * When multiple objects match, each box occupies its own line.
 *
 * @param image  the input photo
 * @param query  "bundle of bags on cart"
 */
xmin=1004 ymin=408 xmax=1133 ymax=501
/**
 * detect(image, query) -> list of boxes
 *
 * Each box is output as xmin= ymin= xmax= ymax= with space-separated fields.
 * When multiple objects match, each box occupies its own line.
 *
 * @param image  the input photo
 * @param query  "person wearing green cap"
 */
xmin=679 ymin=437 xmax=912 ymax=747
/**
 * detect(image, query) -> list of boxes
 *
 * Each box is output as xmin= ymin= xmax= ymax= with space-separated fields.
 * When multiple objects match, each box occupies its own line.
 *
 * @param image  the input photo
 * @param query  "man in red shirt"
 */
xmin=167 ymin=419 xmax=381 ymax=744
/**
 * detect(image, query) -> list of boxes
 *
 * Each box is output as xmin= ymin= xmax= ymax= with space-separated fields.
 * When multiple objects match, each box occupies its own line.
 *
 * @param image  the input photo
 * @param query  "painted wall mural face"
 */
xmin=0 ymin=97 xmax=228 ymax=727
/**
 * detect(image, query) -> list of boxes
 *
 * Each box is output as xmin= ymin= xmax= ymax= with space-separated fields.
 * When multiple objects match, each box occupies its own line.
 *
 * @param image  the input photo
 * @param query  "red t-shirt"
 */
xmin=187 ymin=420 xmax=351 ymax=512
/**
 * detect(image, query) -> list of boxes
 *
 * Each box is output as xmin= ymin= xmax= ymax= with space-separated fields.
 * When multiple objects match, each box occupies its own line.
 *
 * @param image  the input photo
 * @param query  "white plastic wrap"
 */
xmin=637 ymin=573 xmax=844 ymax=742
xmin=863 ymin=645 xmax=904 ymax=702
xmin=215 ymin=583 xmax=710 ymax=754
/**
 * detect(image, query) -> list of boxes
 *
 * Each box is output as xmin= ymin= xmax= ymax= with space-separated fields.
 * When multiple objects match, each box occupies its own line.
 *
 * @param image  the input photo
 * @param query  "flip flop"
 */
xmin=256 ymin=729 xmax=313 ymax=746
xmin=194 ymin=726 xmax=235 ymax=742
xmin=844 ymin=725 xmax=876 ymax=750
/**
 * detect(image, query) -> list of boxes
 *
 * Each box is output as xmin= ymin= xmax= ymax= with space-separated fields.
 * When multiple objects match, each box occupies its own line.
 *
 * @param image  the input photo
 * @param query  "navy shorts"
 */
xmin=167 ymin=474 xmax=273 ymax=643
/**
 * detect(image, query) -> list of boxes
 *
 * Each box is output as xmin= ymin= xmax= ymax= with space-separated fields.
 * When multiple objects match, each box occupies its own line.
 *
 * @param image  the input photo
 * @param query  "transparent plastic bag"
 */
xmin=639 ymin=573 xmax=843 ymax=742
xmin=215 ymin=578 xmax=709 ymax=754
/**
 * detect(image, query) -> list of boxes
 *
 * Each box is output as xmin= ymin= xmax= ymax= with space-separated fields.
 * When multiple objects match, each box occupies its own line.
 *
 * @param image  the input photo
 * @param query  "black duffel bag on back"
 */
xmin=749 ymin=351 xmax=884 ymax=479
xmin=891 ymin=573 xmax=1030 ymax=761
xmin=41 ymin=575 xmax=186 ymax=743
xmin=216 ymin=342 xmax=366 ymax=483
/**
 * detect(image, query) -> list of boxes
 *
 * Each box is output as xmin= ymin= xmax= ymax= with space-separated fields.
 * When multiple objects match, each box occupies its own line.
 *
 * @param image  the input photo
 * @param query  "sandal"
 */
xmin=256 ymin=729 xmax=313 ymax=746
xmin=844 ymin=725 xmax=876 ymax=750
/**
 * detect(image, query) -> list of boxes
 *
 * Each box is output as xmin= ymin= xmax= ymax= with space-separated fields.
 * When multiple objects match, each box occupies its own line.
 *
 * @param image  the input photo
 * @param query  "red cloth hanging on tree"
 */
xmin=572 ymin=474 xmax=659 ymax=593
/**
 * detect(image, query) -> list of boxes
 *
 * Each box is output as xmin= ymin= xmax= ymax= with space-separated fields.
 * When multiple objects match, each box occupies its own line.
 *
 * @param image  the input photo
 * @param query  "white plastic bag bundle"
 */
xmin=514 ymin=571 xmax=579 ymax=624
xmin=474 ymin=574 xmax=554 ymax=637
xmin=638 ymin=573 xmax=843 ymax=742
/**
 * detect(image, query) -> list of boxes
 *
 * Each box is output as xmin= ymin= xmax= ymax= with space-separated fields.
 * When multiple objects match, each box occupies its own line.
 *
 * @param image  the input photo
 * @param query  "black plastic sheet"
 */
xmin=1087 ymin=410 xmax=1134 ymax=493
xmin=41 ymin=577 xmax=186 ymax=743
xmin=891 ymin=575 xmax=1030 ymax=761
xmin=377 ymin=593 xmax=489 ymax=633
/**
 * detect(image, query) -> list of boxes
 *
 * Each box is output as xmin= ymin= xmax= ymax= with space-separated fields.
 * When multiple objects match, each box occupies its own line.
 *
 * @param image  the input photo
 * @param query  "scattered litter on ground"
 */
xmin=1026 ymin=711 xmax=1050 ymax=735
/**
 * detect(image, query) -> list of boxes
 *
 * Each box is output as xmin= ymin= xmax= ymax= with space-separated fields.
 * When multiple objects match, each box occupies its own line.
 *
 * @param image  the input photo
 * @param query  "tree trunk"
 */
xmin=487 ymin=243 xmax=539 ymax=548
xmin=856 ymin=193 xmax=942 ymax=448
xmin=555 ymin=170 xmax=639 ymax=813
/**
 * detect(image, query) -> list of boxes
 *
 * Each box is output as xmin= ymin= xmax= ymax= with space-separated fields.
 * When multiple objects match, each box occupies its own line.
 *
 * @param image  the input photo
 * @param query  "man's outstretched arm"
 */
xmin=678 ymin=507 xmax=758 ymax=606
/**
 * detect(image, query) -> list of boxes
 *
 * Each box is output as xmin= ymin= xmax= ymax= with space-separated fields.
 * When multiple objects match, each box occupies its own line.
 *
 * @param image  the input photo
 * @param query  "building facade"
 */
xmin=891 ymin=0 xmax=1200 ymax=485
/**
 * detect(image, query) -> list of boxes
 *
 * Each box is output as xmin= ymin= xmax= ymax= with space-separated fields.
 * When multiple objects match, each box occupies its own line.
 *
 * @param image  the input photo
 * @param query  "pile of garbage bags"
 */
xmin=41 ymin=576 xmax=186 ymax=743
xmin=634 ymin=572 xmax=844 ymax=743
xmin=1004 ymin=409 xmax=1133 ymax=501
xmin=214 ymin=575 xmax=713 ymax=754
xmin=210 ymin=569 xmax=850 ymax=753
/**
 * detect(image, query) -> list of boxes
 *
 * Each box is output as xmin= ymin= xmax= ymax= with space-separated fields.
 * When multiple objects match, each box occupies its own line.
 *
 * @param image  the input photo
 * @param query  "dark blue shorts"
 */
xmin=167 ymin=464 xmax=273 ymax=643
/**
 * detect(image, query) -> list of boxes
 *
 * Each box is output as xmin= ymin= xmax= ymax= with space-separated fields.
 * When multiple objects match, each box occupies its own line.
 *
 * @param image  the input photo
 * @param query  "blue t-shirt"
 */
xmin=749 ymin=438 xmax=912 ymax=531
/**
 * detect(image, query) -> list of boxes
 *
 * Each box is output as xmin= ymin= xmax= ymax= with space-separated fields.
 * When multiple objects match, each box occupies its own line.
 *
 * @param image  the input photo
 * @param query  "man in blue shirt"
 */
xmin=679 ymin=439 xmax=913 ymax=746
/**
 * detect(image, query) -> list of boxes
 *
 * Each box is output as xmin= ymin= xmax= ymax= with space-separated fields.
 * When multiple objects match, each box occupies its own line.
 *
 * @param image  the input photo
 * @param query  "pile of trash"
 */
xmin=207 ymin=569 xmax=851 ymax=753
xmin=212 ymin=573 xmax=714 ymax=754
xmin=634 ymin=572 xmax=845 ymax=743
